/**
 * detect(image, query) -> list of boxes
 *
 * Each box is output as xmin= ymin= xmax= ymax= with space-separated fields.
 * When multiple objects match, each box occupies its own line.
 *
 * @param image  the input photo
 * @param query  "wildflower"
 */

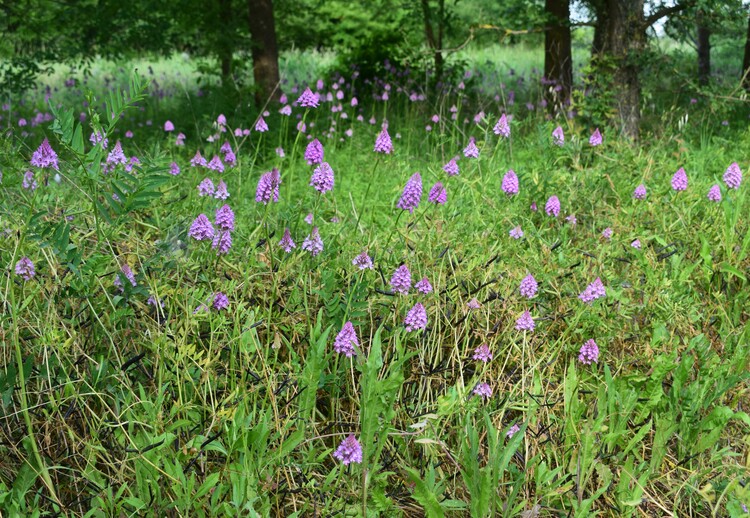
xmin=124 ymin=156 xmax=140 ymax=173
xmin=147 ymin=295 xmax=164 ymax=308
xmin=279 ymin=228 xmax=296 ymax=252
xmin=353 ymin=251 xmax=373 ymax=270
xmin=275 ymin=147 xmax=285 ymax=158
xmin=333 ymin=435 xmax=363 ymax=465
xmin=207 ymin=155 xmax=225 ymax=173
xmin=214 ymin=180 xmax=229 ymax=200
xmin=474 ymin=111 xmax=485 ymax=124
xmin=198 ymin=178 xmax=215 ymax=197
xmin=30 ymin=138 xmax=59 ymax=170
xmin=297 ymin=87 xmax=319 ymax=108
xmin=213 ymin=292 xmax=229 ymax=311
xmin=515 ymin=310 xmax=535 ymax=331
xmin=463 ymin=137 xmax=479 ymax=158
xmin=519 ymin=274 xmax=538 ymax=298
xmin=390 ymin=265 xmax=412 ymax=294
xmin=188 ymin=214 xmax=215 ymax=241
xmin=279 ymin=105 xmax=292 ymax=116
xmin=428 ymin=182 xmax=447 ymax=204
xmin=302 ymin=227 xmax=324 ymax=256
xmin=190 ymin=151 xmax=207 ymax=167
xmin=126 ymin=130 xmax=134 ymax=139
xmin=631 ymin=239 xmax=641 ymax=249
xmin=214 ymin=204 xmax=235 ymax=231
xmin=212 ymin=230 xmax=232 ymax=255
xmin=15 ymin=257 xmax=35 ymax=280
xmin=374 ymin=126 xmax=393 ymax=154
xmin=566 ymin=214 xmax=577 ymax=226
xmin=304 ymin=213 xmax=314 ymax=225
xmin=443 ymin=158 xmax=459 ymax=176
xmin=473 ymin=383 xmax=493 ymax=399
xmin=255 ymin=168 xmax=281 ymax=204
xmin=493 ymin=113 xmax=510 ymax=137
xmin=89 ymin=131 xmax=108 ymax=149
xmin=633 ymin=184 xmax=647 ymax=200
xmin=589 ymin=128 xmax=602 ymax=146
xmin=175 ymin=133 xmax=185 ymax=146
xmin=255 ymin=116 xmax=269 ymax=133
xmin=164 ymin=120 xmax=174 ymax=132
xmin=707 ymin=184 xmax=722 ymax=202
xmin=578 ymin=339 xmax=599 ymax=365
xmin=473 ymin=344 xmax=493 ymax=363
xmin=170 ymin=162 xmax=181 ymax=176
xmin=530 ymin=202 xmax=538 ymax=212
xmin=506 ymin=423 xmax=521 ymax=438
xmin=305 ymin=138 xmax=324 ymax=165
xmin=404 ymin=302 xmax=427 ymax=331
xmin=509 ymin=226 xmax=524 ymax=239
xmin=397 ymin=173 xmax=423 ymax=213
xmin=579 ymin=277 xmax=606 ymax=304
xmin=671 ymin=167 xmax=688 ymax=191
xmin=502 ymin=170 xmax=519 ymax=196
xmin=118 ymin=264 xmax=137 ymax=288
xmin=194 ymin=304 xmax=208 ymax=314
xmin=552 ymin=125 xmax=564 ymax=146
xmin=723 ymin=162 xmax=742 ymax=189
xmin=334 ymin=322 xmax=359 ymax=357
xmin=415 ymin=276 xmax=432 ymax=294
xmin=545 ymin=195 xmax=561 ymax=217
xmin=467 ymin=298 xmax=481 ymax=310
xmin=602 ymin=227 xmax=613 ymax=240
xmin=106 ymin=141 xmax=128 ymax=168
xmin=217 ymin=114 xmax=227 ymax=127
xmin=22 ymin=171 xmax=37 ymax=191
xmin=310 ymin=162 xmax=335 ymax=194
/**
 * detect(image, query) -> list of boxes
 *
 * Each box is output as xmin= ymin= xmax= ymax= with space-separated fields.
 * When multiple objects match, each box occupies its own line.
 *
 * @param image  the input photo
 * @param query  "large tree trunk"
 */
xmin=544 ymin=0 xmax=573 ymax=111
xmin=421 ymin=0 xmax=445 ymax=82
xmin=743 ymin=13 xmax=750 ymax=91
xmin=218 ymin=0 xmax=233 ymax=86
xmin=599 ymin=0 xmax=646 ymax=139
xmin=248 ymin=0 xmax=281 ymax=105
xmin=696 ymin=10 xmax=710 ymax=87
xmin=590 ymin=0 xmax=608 ymax=58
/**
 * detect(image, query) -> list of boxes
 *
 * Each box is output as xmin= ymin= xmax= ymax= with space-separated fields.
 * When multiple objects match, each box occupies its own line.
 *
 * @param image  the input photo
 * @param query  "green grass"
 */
xmin=1 ymin=56 xmax=750 ymax=517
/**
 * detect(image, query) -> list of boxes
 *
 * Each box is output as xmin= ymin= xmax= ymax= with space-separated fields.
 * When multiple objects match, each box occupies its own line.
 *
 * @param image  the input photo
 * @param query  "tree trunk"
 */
xmin=743 ymin=13 xmax=750 ymax=91
xmin=219 ymin=0 xmax=233 ymax=86
xmin=590 ymin=0 xmax=608 ymax=58
xmin=248 ymin=0 xmax=281 ymax=105
xmin=421 ymin=0 xmax=444 ymax=82
xmin=599 ymin=0 xmax=646 ymax=139
xmin=544 ymin=0 xmax=572 ymax=110
xmin=696 ymin=10 xmax=710 ymax=87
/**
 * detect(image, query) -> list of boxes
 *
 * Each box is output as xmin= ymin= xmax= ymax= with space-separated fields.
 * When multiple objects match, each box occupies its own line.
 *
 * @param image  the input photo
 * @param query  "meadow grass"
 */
xmin=1 ymin=53 xmax=750 ymax=517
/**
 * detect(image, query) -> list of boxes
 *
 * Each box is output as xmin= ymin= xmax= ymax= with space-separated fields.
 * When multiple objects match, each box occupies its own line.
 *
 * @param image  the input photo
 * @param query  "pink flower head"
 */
xmin=545 ymin=195 xmax=561 ymax=217
xmin=707 ymin=184 xmax=722 ymax=202
xmin=671 ymin=167 xmax=688 ymax=191
xmin=519 ymin=274 xmax=538 ymax=298
xmin=197 ymin=178 xmax=215 ymax=197
xmin=494 ymin=113 xmax=510 ymax=137
xmin=188 ymin=214 xmax=215 ymax=241
xmin=473 ymin=382 xmax=493 ymax=399
xmin=214 ymin=204 xmax=235 ymax=231
xmin=212 ymin=292 xmax=229 ymax=311
xmin=211 ymin=230 xmax=232 ymax=255
xmin=631 ymin=239 xmax=641 ymax=249
xmin=415 ymin=276 xmax=432 ymax=294
xmin=552 ymin=125 xmax=564 ymax=146
xmin=443 ymin=158 xmax=459 ymax=176
xmin=22 ymin=170 xmax=37 ymax=191
xmin=170 ymin=162 xmax=181 ymax=176
xmin=397 ymin=173 xmax=423 ymax=213
xmin=352 ymin=251 xmax=373 ymax=270
xmin=190 ymin=150 xmax=207 ymax=168
xmin=404 ymin=302 xmax=427 ymax=332
xmin=428 ymin=182 xmax=447 ymax=204
xmin=602 ymin=227 xmax=613 ymax=240
xmin=374 ymin=126 xmax=393 ymax=154
xmin=467 ymin=298 xmax=481 ymax=310
xmin=279 ymin=228 xmax=296 ymax=252
xmin=175 ymin=133 xmax=185 ymax=146
xmin=15 ymin=257 xmax=35 ymax=280
xmin=723 ymin=162 xmax=742 ymax=189
xmin=589 ymin=128 xmax=602 ymax=146
xmin=255 ymin=168 xmax=281 ymax=204
xmin=578 ymin=339 xmax=599 ymax=365
xmin=304 ymin=138 xmax=324 ymax=165
xmin=463 ymin=137 xmax=479 ymax=158
xmin=509 ymin=226 xmax=524 ymax=239
xmin=297 ymin=87 xmax=319 ymax=108
xmin=633 ymin=184 xmax=647 ymax=200
xmin=310 ymin=162 xmax=335 ymax=194
xmin=579 ymin=277 xmax=606 ymax=304
xmin=214 ymin=180 xmax=229 ymax=200
xmin=30 ymin=138 xmax=59 ymax=171
xmin=472 ymin=344 xmax=493 ymax=363
xmin=333 ymin=434 xmax=363 ymax=465
xmin=207 ymin=155 xmax=225 ymax=173
xmin=515 ymin=310 xmax=535 ymax=331
xmin=164 ymin=120 xmax=175 ymax=132
xmin=334 ymin=322 xmax=359 ymax=357
xmin=502 ymin=170 xmax=519 ymax=196
xmin=302 ymin=227 xmax=323 ymax=256
xmin=255 ymin=116 xmax=269 ymax=133
xmin=390 ymin=264 xmax=412 ymax=294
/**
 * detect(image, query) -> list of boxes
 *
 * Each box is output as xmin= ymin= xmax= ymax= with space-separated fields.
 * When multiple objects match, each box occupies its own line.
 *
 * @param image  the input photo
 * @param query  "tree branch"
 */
xmin=643 ymin=1 xmax=693 ymax=29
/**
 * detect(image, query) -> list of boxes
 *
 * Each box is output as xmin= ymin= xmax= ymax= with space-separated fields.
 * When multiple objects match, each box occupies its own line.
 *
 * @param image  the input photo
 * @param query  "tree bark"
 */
xmin=218 ymin=0 xmax=233 ymax=86
xmin=420 ymin=0 xmax=444 ymax=82
xmin=590 ymin=0 xmax=608 ymax=58
xmin=743 ymin=13 xmax=750 ymax=91
xmin=248 ymin=0 xmax=281 ymax=105
xmin=544 ymin=0 xmax=573 ymax=110
xmin=696 ymin=10 xmax=710 ymax=87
